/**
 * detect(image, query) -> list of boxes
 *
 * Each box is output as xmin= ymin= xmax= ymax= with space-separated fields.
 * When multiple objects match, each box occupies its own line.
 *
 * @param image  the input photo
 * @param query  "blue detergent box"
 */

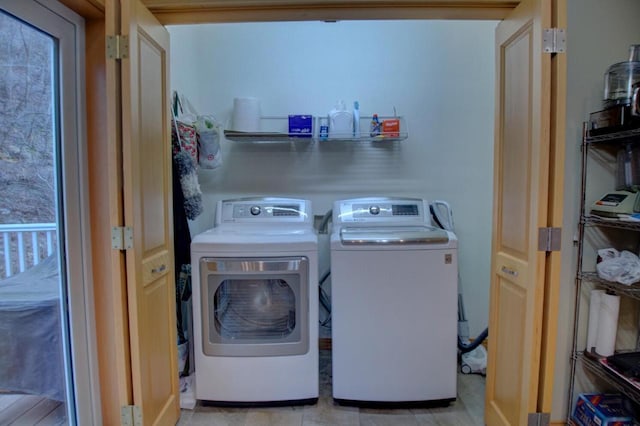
xmin=288 ymin=115 xmax=313 ymax=138
xmin=572 ymin=394 xmax=633 ymax=426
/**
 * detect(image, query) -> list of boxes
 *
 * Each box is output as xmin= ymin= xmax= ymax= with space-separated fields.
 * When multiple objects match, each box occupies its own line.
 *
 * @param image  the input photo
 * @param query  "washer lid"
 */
xmin=340 ymin=226 xmax=450 ymax=245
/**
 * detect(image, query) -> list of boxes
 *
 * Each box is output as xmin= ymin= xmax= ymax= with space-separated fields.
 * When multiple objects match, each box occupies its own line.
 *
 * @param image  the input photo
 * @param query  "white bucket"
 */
xmin=177 ymin=341 xmax=188 ymax=374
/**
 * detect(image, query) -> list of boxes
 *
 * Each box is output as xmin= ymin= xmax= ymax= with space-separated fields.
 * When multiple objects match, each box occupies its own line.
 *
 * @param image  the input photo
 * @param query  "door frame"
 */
xmin=538 ymin=0 xmax=566 ymax=416
xmin=62 ymin=0 xmax=566 ymax=423
xmin=0 ymin=1 xmax=101 ymax=424
xmin=56 ymin=1 xmax=134 ymax=424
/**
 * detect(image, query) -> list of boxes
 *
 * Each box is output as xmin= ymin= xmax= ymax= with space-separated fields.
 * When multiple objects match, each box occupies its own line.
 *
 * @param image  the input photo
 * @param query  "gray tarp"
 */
xmin=0 ymin=255 xmax=65 ymax=401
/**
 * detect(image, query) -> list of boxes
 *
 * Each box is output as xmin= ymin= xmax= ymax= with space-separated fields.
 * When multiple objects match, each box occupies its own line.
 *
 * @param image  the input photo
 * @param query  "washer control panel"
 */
xmin=334 ymin=198 xmax=429 ymax=225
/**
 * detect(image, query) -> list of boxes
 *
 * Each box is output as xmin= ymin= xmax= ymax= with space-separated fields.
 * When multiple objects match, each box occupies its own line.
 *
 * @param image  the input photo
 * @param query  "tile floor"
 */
xmin=178 ymin=350 xmax=485 ymax=426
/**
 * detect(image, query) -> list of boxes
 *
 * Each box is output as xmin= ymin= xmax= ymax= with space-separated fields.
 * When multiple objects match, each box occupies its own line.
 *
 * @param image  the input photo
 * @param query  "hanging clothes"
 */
xmin=171 ymin=91 xmax=202 ymax=377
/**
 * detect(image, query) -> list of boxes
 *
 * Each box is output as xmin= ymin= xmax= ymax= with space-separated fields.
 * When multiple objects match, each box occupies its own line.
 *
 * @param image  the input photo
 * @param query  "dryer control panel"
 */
xmin=334 ymin=197 xmax=431 ymax=226
xmin=216 ymin=198 xmax=311 ymax=225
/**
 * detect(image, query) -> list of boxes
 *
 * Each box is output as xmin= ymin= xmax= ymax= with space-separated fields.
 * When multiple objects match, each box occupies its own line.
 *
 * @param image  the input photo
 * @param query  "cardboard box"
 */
xmin=572 ymin=394 xmax=633 ymax=426
xmin=288 ymin=115 xmax=313 ymax=138
xmin=381 ymin=119 xmax=400 ymax=137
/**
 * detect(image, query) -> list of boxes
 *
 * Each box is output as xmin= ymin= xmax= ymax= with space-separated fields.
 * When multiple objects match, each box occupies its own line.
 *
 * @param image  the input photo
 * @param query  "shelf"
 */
xmin=318 ymin=116 xmax=408 ymax=142
xmin=580 ymin=214 xmax=640 ymax=299
xmin=223 ymin=115 xmax=408 ymax=143
xmin=223 ymin=130 xmax=313 ymax=143
xmin=586 ymin=127 xmax=640 ymax=145
xmin=223 ymin=116 xmax=315 ymax=143
xmin=223 ymin=130 xmax=407 ymax=143
xmin=582 ymin=214 xmax=640 ymax=231
xmin=578 ymin=272 xmax=640 ymax=300
xmin=574 ymin=351 xmax=640 ymax=403
xmin=319 ymin=133 xmax=408 ymax=143
xmin=569 ymin=122 xmax=640 ymax=421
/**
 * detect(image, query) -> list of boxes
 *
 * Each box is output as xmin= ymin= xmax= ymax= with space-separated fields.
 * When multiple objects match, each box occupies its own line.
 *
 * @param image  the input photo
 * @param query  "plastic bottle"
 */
xmin=328 ymin=100 xmax=353 ymax=138
xmin=353 ymin=101 xmax=360 ymax=137
xmin=319 ymin=117 xmax=329 ymax=141
xmin=370 ymin=114 xmax=381 ymax=137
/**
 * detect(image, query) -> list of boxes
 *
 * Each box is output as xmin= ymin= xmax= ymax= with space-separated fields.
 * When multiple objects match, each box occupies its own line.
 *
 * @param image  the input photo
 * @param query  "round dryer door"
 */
xmin=199 ymin=256 xmax=310 ymax=357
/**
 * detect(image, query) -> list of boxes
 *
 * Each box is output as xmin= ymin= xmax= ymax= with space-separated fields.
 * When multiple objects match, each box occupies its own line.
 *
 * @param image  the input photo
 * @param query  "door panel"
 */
xmin=493 ymin=277 xmax=526 ymax=422
xmin=92 ymin=3 xmax=132 ymax=424
xmin=485 ymin=0 xmax=552 ymax=424
xmin=501 ymin=29 xmax=532 ymax=256
xmin=120 ymin=0 xmax=179 ymax=424
xmin=138 ymin=33 xmax=167 ymax=251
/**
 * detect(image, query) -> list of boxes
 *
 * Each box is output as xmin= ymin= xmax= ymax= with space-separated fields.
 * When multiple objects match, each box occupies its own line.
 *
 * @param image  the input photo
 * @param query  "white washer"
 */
xmin=191 ymin=198 xmax=318 ymax=404
xmin=330 ymin=197 xmax=458 ymax=405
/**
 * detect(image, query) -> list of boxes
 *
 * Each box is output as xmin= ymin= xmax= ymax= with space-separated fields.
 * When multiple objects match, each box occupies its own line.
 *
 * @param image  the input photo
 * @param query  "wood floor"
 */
xmin=0 ymin=351 xmax=484 ymax=426
xmin=0 ymin=393 xmax=66 ymax=425
xmin=178 ymin=349 xmax=486 ymax=426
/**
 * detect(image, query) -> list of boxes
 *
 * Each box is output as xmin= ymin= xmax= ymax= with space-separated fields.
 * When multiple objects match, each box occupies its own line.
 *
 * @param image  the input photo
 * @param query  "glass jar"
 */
xmin=603 ymin=45 xmax=640 ymax=108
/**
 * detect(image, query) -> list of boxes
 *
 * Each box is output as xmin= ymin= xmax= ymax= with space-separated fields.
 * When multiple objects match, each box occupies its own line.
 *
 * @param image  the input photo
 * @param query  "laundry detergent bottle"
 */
xmin=328 ymin=100 xmax=353 ymax=139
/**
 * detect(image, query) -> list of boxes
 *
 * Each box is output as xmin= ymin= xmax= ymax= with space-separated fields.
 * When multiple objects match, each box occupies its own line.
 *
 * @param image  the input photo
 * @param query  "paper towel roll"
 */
xmin=595 ymin=293 xmax=620 ymax=357
xmin=586 ymin=289 xmax=605 ymax=353
xmin=232 ymin=97 xmax=261 ymax=132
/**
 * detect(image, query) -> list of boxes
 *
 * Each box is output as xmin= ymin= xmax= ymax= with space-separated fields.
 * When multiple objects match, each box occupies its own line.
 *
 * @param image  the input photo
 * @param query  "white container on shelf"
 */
xmin=232 ymin=97 xmax=261 ymax=132
xmin=328 ymin=100 xmax=353 ymax=138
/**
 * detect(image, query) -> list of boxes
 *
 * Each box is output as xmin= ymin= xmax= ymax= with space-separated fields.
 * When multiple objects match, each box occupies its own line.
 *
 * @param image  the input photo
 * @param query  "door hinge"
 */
xmin=112 ymin=226 xmax=133 ymax=250
xmin=538 ymin=227 xmax=561 ymax=252
xmin=107 ymin=35 xmax=129 ymax=59
xmin=121 ymin=405 xmax=142 ymax=426
xmin=527 ymin=412 xmax=550 ymax=426
xmin=543 ymin=28 xmax=566 ymax=54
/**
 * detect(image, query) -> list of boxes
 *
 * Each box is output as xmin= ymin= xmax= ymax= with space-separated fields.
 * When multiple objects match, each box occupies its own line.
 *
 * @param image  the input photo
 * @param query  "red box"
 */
xmin=381 ymin=119 xmax=400 ymax=137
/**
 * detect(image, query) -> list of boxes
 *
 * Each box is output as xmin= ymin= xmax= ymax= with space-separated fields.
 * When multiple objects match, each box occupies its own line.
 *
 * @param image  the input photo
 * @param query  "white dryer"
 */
xmin=330 ymin=197 xmax=458 ymax=406
xmin=191 ymin=198 xmax=318 ymax=404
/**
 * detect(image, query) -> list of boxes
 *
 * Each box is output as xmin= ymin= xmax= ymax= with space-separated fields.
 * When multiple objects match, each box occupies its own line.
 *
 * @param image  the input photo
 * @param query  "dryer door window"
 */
xmin=200 ymin=257 xmax=309 ymax=357
xmin=214 ymin=278 xmax=296 ymax=339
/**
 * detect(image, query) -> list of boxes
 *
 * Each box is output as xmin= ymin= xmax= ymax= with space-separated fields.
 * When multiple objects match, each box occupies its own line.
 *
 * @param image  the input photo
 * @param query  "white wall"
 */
xmin=554 ymin=0 xmax=640 ymax=420
xmin=168 ymin=20 xmax=497 ymax=338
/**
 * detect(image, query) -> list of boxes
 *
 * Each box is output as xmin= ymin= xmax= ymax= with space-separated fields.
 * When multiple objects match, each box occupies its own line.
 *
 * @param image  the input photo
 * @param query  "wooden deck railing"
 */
xmin=0 ymin=223 xmax=57 ymax=279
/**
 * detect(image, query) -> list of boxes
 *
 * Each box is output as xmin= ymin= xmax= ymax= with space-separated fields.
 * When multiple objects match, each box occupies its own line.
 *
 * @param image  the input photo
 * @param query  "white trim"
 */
xmin=0 ymin=2 xmax=101 ymax=424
